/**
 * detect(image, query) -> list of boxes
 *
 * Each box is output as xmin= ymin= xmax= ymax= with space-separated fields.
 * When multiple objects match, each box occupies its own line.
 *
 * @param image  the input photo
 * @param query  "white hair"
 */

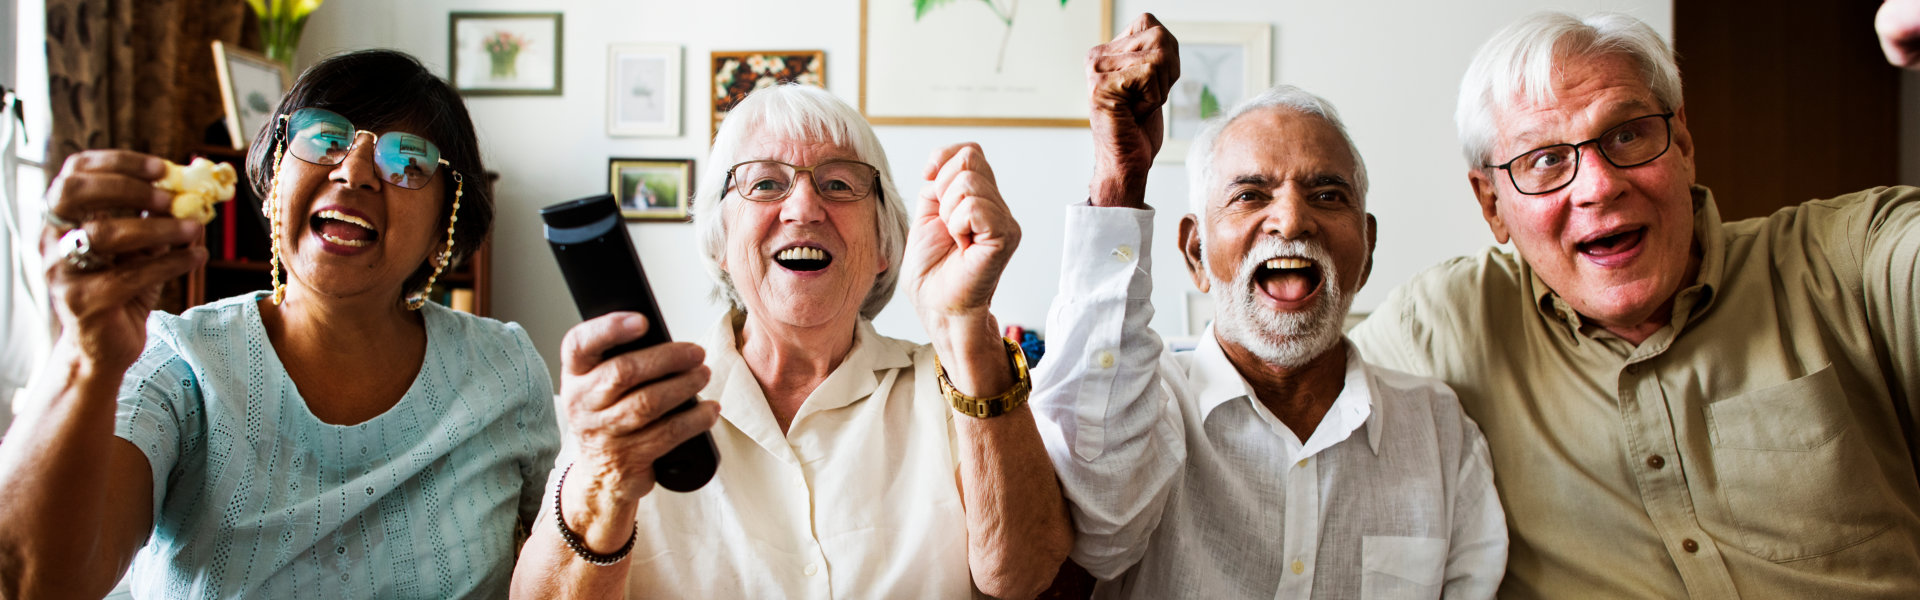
xmin=692 ymin=84 xmax=910 ymax=320
xmin=1185 ymin=84 xmax=1370 ymax=221
xmin=1456 ymin=12 xmax=1683 ymax=167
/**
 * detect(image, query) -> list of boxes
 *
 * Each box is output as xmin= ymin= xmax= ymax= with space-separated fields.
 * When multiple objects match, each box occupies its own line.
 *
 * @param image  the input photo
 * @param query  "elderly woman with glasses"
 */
xmin=0 ymin=50 xmax=558 ymax=598
xmin=511 ymin=84 xmax=1071 ymax=599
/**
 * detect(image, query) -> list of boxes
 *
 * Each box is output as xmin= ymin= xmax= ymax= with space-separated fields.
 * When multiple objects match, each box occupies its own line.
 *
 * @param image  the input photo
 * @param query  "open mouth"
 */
xmin=1575 ymin=226 xmax=1645 ymax=259
xmin=1253 ymin=256 xmax=1323 ymax=304
xmin=311 ymin=209 xmax=379 ymax=248
xmin=773 ymin=245 xmax=833 ymax=272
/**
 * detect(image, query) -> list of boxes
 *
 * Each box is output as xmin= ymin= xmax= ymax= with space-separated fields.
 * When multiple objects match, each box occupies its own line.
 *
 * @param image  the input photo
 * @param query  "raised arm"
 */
xmin=0 ymin=150 xmax=204 ymax=598
xmin=509 ymin=313 xmax=720 ymax=599
xmin=1027 ymin=13 xmax=1189 ymax=581
xmin=906 ymin=142 xmax=1072 ymax=600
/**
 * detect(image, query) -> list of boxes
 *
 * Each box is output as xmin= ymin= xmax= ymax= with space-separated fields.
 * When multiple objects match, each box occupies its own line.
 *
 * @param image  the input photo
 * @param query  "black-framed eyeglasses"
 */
xmin=724 ymin=159 xmax=881 ymax=203
xmin=1485 ymin=112 xmax=1675 ymax=195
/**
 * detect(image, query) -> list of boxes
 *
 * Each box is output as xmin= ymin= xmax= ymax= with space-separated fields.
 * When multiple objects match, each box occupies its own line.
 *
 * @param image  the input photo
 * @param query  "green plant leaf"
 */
xmin=1199 ymin=85 xmax=1222 ymax=120
xmin=914 ymin=0 xmax=957 ymax=20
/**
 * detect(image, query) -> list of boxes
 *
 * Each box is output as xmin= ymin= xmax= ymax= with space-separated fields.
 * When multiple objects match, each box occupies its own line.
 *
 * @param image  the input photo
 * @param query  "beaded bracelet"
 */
xmin=553 ymin=462 xmax=638 ymax=566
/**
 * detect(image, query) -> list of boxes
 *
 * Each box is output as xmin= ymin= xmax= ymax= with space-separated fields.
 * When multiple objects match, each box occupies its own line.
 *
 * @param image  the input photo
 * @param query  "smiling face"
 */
xmin=720 ymin=135 xmax=886 ymax=331
xmin=271 ymin=127 xmax=448 ymax=305
xmin=1467 ymin=52 xmax=1698 ymax=335
xmin=1180 ymin=107 xmax=1376 ymax=368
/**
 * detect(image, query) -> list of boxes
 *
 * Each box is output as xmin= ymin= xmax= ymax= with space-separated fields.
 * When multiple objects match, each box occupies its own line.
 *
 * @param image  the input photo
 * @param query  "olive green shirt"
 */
xmin=1350 ymin=185 xmax=1920 ymax=598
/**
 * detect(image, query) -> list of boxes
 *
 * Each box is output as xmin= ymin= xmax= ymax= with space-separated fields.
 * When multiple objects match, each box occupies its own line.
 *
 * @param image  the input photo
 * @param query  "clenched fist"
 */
xmin=1088 ymin=13 xmax=1180 ymax=209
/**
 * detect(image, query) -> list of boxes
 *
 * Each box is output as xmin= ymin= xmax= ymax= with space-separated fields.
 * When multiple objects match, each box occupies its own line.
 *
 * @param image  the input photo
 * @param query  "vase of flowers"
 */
xmin=484 ymin=31 xmax=526 ymax=80
xmin=245 ymin=0 xmax=325 ymax=71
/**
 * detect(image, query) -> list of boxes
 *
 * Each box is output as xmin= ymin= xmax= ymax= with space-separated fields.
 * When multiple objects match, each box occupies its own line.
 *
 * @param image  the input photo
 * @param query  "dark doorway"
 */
xmin=1674 ymin=0 xmax=1904 ymax=221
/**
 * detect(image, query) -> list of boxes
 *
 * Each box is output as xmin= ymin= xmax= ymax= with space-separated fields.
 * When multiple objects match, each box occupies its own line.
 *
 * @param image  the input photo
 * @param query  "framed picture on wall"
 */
xmin=609 ymin=158 xmax=695 ymax=221
xmin=859 ymin=0 xmax=1111 ymax=127
xmin=1157 ymin=22 xmax=1272 ymax=164
xmin=710 ymin=50 xmax=825 ymax=136
xmin=450 ymin=12 xmax=564 ymax=96
xmin=608 ymin=44 xmax=683 ymax=137
xmin=211 ymin=41 xmax=290 ymax=150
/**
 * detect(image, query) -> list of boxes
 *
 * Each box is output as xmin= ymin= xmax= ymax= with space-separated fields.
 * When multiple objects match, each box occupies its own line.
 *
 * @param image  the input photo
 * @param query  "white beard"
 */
xmin=1207 ymin=237 xmax=1352 ymax=369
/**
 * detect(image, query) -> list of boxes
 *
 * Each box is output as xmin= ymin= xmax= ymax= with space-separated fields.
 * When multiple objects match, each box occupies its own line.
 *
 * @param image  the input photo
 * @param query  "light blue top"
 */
xmin=113 ymin=292 xmax=559 ymax=599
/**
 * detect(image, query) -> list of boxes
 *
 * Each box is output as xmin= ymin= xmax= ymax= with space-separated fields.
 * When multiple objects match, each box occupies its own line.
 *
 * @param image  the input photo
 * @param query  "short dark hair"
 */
xmin=245 ymin=49 xmax=491 ymax=299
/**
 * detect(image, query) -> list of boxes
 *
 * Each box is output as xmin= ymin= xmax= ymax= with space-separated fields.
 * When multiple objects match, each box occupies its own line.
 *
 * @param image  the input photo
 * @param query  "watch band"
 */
xmin=935 ymin=337 xmax=1032 ymax=418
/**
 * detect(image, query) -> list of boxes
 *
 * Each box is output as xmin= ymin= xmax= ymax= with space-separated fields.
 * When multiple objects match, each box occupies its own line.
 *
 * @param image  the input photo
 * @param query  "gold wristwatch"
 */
xmin=936 ymin=337 xmax=1032 ymax=418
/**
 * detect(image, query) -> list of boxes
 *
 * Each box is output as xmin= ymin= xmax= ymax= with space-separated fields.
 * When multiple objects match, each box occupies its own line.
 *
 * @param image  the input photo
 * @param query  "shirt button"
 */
xmin=1296 ymin=458 xmax=1308 ymax=468
xmin=1682 ymin=539 xmax=1699 ymax=553
xmin=1647 ymin=455 xmax=1665 ymax=469
xmin=339 ymin=573 xmax=350 ymax=582
xmin=1094 ymin=351 xmax=1115 ymax=369
xmin=335 ymin=546 xmax=346 ymax=555
xmin=804 ymin=563 xmax=819 ymax=576
xmin=1290 ymin=560 xmax=1305 ymax=574
xmin=1113 ymin=245 xmax=1135 ymax=262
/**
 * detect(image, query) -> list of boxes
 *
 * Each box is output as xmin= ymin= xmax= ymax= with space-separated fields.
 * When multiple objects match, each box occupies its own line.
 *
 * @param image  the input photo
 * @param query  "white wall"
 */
xmin=297 ymin=0 xmax=1671 ymax=382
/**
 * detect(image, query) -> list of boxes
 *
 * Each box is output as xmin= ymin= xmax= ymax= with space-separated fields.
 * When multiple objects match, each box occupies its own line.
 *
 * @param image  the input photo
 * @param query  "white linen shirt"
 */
xmin=551 ymin=313 xmax=975 ymax=599
xmin=1030 ymin=205 xmax=1507 ymax=599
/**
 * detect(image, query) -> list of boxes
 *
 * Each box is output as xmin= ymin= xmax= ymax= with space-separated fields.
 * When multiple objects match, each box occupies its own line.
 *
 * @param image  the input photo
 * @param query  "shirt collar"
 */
xmin=699 ymin=311 xmax=912 ymax=457
xmin=1189 ymin=327 xmax=1383 ymax=457
xmin=1525 ymin=184 xmax=1726 ymax=338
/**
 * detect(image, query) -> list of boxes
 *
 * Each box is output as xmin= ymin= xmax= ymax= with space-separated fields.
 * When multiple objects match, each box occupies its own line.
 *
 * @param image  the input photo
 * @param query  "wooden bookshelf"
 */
xmin=174 ymin=145 xmax=493 ymax=317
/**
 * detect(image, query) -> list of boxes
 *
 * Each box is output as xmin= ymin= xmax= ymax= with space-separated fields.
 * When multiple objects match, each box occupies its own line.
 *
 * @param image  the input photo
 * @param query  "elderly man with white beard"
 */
xmin=1029 ymin=14 xmax=1506 ymax=599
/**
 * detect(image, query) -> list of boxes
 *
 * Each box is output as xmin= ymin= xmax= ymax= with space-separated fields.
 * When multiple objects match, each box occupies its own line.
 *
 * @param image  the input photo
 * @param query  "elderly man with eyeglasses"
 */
xmin=1349 ymin=10 xmax=1920 ymax=597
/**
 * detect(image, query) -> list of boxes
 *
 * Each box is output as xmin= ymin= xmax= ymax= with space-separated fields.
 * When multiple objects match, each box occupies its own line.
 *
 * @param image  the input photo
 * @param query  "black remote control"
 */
xmin=540 ymin=194 xmax=719 ymax=493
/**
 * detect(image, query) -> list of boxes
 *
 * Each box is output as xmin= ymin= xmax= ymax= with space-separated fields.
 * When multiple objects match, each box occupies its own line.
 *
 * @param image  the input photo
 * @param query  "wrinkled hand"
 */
xmin=1088 ymin=13 xmax=1179 ymax=208
xmin=556 ymin=313 xmax=718 ymax=550
xmin=40 ymin=150 xmax=205 ymax=373
xmin=1880 ymin=0 xmax=1920 ymax=69
xmin=906 ymin=143 xmax=1021 ymax=327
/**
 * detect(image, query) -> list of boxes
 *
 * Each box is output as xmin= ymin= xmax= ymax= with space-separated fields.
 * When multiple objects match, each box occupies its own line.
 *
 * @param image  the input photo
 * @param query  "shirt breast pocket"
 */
xmin=1705 ymin=363 xmax=1897 ymax=561
xmin=1361 ymin=536 xmax=1446 ymax=600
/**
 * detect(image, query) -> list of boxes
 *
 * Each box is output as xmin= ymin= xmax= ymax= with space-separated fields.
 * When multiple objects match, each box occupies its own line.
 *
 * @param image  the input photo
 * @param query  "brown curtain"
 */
xmin=44 ymin=0 xmax=256 ymax=173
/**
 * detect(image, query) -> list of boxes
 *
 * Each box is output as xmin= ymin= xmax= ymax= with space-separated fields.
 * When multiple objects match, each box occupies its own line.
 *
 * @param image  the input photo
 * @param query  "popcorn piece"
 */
xmin=156 ymin=157 xmax=238 ymax=224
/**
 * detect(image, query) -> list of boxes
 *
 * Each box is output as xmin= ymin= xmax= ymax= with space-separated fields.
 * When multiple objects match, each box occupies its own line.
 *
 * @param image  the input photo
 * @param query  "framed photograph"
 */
xmin=608 ymin=44 xmax=683 ymax=137
xmin=210 ymin=41 xmax=290 ymax=150
xmin=450 ymin=12 xmax=564 ymax=96
xmin=859 ymin=0 xmax=1111 ymax=127
xmin=1158 ymin=22 xmax=1273 ymax=164
xmin=710 ymin=50 xmax=825 ymax=135
xmin=609 ymin=158 xmax=695 ymax=221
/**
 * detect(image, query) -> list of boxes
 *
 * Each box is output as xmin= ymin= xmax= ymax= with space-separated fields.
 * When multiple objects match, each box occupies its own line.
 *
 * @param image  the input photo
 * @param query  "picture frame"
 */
xmin=1157 ymin=22 xmax=1273 ymax=164
xmin=607 ymin=44 xmax=683 ymax=137
xmin=710 ymin=50 xmax=825 ymax=136
xmin=450 ymin=12 xmax=564 ymax=96
xmin=859 ymin=0 xmax=1111 ymax=127
xmin=210 ymin=41 xmax=290 ymax=150
xmin=609 ymin=158 xmax=695 ymax=221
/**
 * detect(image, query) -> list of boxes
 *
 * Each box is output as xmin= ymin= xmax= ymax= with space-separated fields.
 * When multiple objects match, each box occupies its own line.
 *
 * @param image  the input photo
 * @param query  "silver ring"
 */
xmin=58 ymin=228 xmax=109 ymax=272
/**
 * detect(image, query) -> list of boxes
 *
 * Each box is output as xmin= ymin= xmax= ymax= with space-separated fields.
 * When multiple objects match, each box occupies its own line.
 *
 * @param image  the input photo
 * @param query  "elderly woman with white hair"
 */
xmin=511 ymin=84 xmax=1071 ymax=599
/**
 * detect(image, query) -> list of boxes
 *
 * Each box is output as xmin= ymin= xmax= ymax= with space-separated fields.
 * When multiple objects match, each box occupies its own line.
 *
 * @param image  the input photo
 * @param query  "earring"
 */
xmin=407 ymin=171 xmax=463 ymax=310
xmin=265 ymin=138 xmax=290 ymax=306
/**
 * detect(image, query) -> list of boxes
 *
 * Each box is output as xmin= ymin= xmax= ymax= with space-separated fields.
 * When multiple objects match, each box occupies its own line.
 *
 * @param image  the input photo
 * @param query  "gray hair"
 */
xmin=692 ymin=84 xmax=911 ymax=320
xmin=1185 ymin=84 xmax=1370 ymax=220
xmin=1456 ymin=12 xmax=1683 ymax=168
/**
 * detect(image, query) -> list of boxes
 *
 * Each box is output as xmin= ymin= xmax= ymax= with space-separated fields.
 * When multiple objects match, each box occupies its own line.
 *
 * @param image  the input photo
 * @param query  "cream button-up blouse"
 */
xmin=559 ymin=312 xmax=975 ymax=599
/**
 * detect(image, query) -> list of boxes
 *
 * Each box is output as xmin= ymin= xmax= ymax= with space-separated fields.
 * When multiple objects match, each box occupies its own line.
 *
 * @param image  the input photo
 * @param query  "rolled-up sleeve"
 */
xmin=1031 ymin=204 xmax=1186 ymax=579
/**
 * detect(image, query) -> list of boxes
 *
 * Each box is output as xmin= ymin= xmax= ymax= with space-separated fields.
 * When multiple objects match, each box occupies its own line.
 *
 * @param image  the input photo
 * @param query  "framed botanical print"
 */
xmin=450 ymin=12 xmax=564 ymax=96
